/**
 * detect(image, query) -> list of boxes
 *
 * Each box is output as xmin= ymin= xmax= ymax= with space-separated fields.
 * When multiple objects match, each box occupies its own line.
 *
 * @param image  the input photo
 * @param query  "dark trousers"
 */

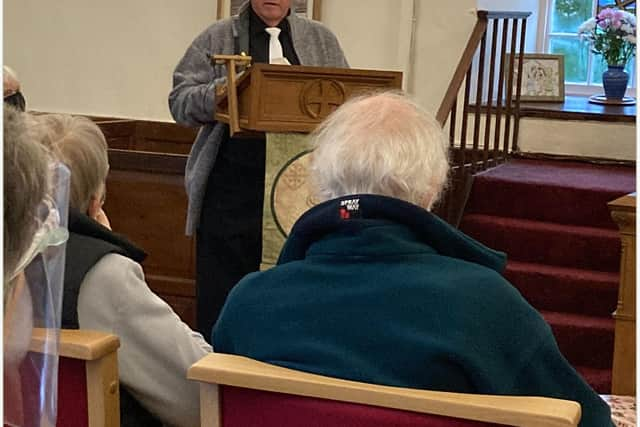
xmin=195 ymin=134 xmax=265 ymax=342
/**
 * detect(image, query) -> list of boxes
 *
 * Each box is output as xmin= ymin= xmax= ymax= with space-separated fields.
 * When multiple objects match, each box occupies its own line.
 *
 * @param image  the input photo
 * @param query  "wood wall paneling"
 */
xmin=95 ymin=119 xmax=137 ymax=150
xmin=95 ymin=118 xmax=198 ymax=328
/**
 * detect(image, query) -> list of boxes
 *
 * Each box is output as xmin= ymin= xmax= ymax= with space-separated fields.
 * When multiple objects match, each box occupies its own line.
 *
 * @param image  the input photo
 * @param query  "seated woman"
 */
xmin=35 ymin=113 xmax=211 ymax=427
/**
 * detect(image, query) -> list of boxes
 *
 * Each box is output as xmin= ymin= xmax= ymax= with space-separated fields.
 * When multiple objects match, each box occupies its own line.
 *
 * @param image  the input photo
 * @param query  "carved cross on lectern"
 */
xmin=301 ymin=79 xmax=346 ymax=119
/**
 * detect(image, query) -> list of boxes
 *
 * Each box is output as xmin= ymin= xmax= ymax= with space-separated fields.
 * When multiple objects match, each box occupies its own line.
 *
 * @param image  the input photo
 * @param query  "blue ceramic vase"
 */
xmin=602 ymin=65 xmax=629 ymax=99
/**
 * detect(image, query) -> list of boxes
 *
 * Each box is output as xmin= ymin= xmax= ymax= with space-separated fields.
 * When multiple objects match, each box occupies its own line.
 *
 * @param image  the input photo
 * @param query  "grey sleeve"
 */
xmin=168 ymin=34 xmax=219 ymax=127
xmin=78 ymin=254 xmax=212 ymax=427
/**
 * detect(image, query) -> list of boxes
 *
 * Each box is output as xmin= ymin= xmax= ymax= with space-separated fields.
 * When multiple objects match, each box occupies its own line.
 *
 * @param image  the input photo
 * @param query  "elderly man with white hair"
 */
xmin=212 ymin=91 xmax=613 ymax=427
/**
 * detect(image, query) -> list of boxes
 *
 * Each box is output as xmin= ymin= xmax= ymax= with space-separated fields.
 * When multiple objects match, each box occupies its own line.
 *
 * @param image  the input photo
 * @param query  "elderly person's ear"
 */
xmin=418 ymin=191 xmax=436 ymax=211
xmin=3 ymin=66 xmax=20 ymax=98
xmin=88 ymin=189 xmax=111 ymax=230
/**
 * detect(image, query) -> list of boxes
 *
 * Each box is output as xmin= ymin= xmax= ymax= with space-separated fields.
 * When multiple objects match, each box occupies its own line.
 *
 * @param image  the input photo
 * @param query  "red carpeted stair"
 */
xmin=459 ymin=158 xmax=635 ymax=393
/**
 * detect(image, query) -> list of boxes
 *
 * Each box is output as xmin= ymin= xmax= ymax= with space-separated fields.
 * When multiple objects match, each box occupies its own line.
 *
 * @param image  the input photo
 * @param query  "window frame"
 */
xmin=537 ymin=0 xmax=636 ymax=96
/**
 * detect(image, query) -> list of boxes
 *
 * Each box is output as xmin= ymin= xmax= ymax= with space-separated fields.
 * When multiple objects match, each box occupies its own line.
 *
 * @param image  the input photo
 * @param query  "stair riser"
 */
xmin=460 ymin=159 xmax=633 ymax=395
xmin=547 ymin=319 xmax=614 ymax=370
xmin=505 ymin=269 xmax=619 ymax=317
xmin=466 ymin=180 xmax=628 ymax=229
xmin=461 ymin=218 xmax=621 ymax=272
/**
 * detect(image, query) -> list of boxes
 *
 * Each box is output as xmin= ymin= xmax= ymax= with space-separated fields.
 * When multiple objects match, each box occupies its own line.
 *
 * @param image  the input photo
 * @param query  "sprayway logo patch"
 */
xmin=339 ymin=198 xmax=360 ymax=219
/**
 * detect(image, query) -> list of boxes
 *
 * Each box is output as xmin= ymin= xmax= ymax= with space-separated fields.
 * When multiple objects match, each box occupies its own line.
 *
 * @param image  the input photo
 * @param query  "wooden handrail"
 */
xmin=484 ymin=11 xmax=532 ymax=19
xmin=436 ymin=12 xmax=488 ymax=126
xmin=435 ymin=10 xmax=532 ymax=126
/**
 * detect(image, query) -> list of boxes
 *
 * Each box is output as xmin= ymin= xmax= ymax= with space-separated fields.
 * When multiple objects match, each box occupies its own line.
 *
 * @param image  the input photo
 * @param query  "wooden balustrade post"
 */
xmin=471 ymin=31 xmax=487 ymax=173
xmin=482 ymin=19 xmax=499 ymax=166
xmin=492 ymin=18 xmax=509 ymax=161
xmin=608 ymin=193 xmax=636 ymax=396
xmin=502 ymin=19 xmax=519 ymax=155
xmin=511 ymin=18 xmax=527 ymax=153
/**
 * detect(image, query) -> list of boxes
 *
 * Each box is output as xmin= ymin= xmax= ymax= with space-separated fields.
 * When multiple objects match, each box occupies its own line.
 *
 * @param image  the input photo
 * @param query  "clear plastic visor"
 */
xmin=4 ymin=162 xmax=70 ymax=427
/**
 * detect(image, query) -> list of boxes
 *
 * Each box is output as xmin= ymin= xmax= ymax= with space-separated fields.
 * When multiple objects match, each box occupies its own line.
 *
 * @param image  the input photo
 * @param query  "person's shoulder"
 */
xmin=204 ymin=16 xmax=235 ymax=34
xmin=77 ymin=254 xmax=145 ymax=321
xmin=222 ymin=263 xmax=300 ymax=310
xmin=227 ymin=267 xmax=277 ymax=298
xmin=191 ymin=17 xmax=235 ymax=45
xmin=435 ymin=256 xmax=506 ymax=285
xmin=84 ymin=253 xmax=144 ymax=289
xmin=430 ymin=257 xmax=528 ymax=308
xmin=292 ymin=14 xmax=338 ymax=37
xmin=288 ymin=14 xmax=347 ymax=66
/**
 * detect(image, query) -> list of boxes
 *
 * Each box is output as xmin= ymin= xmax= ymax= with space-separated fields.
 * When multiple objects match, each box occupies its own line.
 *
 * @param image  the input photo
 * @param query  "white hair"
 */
xmin=309 ymin=91 xmax=449 ymax=210
xmin=36 ymin=114 xmax=109 ymax=213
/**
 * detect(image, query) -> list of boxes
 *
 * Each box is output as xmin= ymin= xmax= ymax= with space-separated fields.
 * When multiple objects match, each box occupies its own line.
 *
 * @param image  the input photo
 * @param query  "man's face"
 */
xmin=251 ymin=0 xmax=291 ymax=27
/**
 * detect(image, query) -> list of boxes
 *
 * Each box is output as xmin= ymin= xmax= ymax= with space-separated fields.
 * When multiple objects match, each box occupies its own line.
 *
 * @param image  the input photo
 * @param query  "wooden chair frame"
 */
xmin=188 ymin=353 xmax=581 ymax=427
xmin=30 ymin=328 xmax=120 ymax=427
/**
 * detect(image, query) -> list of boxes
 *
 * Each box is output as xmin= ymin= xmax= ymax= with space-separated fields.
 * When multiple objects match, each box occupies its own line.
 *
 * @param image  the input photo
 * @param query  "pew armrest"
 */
xmin=188 ymin=353 xmax=581 ymax=427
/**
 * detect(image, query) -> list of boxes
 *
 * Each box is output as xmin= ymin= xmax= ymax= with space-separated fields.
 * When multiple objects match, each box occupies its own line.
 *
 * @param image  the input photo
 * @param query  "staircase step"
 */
xmin=460 ymin=214 xmax=621 ymax=272
xmin=542 ymin=311 xmax=614 ymax=371
xmin=465 ymin=159 xmax=635 ymax=229
xmin=505 ymin=261 xmax=619 ymax=317
xmin=574 ymin=366 xmax=612 ymax=394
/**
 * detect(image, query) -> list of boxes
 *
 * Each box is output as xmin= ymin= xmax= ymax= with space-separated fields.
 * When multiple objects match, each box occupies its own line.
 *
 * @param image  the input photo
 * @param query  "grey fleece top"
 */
xmin=169 ymin=1 xmax=348 ymax=235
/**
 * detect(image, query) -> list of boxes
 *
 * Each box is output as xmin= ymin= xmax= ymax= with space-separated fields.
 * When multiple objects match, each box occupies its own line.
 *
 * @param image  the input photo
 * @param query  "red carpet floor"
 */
xmin=459 ymin=158 xmax=635 ymax=393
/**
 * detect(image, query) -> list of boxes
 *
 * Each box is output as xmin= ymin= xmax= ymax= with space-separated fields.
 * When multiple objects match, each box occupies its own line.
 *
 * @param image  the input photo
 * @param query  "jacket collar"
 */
xmin=68 ymin=208 xmax=147 ymax=263
xmin=278 ymin=194 xmax=506 ymax=273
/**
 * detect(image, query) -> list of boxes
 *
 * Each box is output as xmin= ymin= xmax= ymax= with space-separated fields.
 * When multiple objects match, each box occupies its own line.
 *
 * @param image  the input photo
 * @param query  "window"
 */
xmin=539 ymin=0 xmax=637 ymax=95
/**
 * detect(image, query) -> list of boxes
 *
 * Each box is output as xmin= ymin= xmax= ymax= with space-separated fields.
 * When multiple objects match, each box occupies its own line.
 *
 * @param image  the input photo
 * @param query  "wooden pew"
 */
xmin=188 ymin=353 xmax=581 ymax=427
xmin=95 ymin=119 xmax=198 ymax=328
xmin=30 ymin=328 xmax=121 ymax=426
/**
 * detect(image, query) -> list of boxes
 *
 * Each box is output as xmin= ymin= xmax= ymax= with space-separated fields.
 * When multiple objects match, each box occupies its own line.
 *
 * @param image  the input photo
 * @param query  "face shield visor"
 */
xmin=4 ymin=162 xmax=70 ymax=427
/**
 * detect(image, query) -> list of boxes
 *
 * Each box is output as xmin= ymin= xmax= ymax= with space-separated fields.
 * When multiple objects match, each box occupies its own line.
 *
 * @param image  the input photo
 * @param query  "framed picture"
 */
xmin=598 ymin=0 xmax=636 ymax=14
xmin=506 ymin=53 xmax=565 ymax=102
xmin=217 ymin=0 xmax=321 ymax=20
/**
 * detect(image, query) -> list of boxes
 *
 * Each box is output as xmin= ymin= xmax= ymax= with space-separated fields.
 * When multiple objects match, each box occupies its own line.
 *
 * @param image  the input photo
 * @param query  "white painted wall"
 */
xmin=519 ymin=118 xmax=636 ymax=160
xmin=5 ymin=0 xmax=475 ymax=121
xmin=4 ymin=0 xmax=217 ymax=121
xmin=4 ymin=0 xmax=635 ymax=160
xmin=477 ymin=0 xmax=539 ymax=52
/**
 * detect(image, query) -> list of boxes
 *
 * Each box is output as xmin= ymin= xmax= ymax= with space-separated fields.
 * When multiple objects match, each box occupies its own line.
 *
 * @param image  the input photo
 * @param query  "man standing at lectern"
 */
xmin=169 ymin=0 xmax=348 ymax=340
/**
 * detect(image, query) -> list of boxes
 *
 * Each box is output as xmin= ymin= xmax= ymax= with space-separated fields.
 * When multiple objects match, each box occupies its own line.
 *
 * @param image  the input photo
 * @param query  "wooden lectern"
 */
xmin=214 ymin=60 xmax=402 ymax=268
xmin=214 ymin=61 xmax=402 ymax=135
